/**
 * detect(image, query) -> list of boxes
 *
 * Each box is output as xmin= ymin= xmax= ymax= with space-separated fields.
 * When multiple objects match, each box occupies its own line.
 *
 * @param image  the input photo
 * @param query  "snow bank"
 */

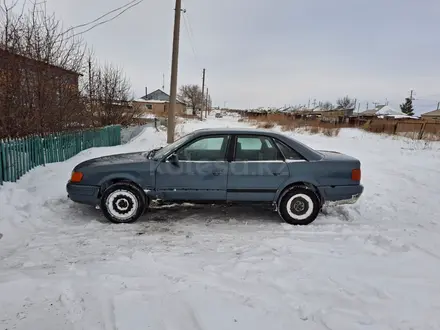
xmin=120 ymin=123 xmax=154 ymax=144
xmin=1 ymin=115 xmax=440 ymax=330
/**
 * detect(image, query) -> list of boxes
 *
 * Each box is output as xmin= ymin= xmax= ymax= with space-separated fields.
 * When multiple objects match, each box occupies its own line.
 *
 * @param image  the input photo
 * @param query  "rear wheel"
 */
xmin=278 ymin=186 xmax=320 ymax=225
xmin=101 ymin=182 xmax=146 ymax=223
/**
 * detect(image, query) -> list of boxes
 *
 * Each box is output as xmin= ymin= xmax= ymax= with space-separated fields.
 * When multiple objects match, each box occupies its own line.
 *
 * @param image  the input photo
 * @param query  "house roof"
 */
xmin=358 ymin=109 xmax=378 ymax=116
xmin=421 ymin=109 xmax=440 ymax=117
xmin=140 ymin=89 xmax=186 ymax=105
xmin=375 ymin=105 xmax=405 ymax=116
xmin=0 ymin=48 xmax=82 ymax=76
xmin=358 ymin=105 xmax=404 ymax=117
xmin=134 ymin=98 xmax=167 ymax=104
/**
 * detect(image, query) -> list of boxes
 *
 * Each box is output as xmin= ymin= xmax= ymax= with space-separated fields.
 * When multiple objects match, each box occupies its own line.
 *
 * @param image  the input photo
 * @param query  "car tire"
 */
xmin=278 ymin=186 xmax=320 ymax=225
xmin=100 ymin=182 xmax=146 ymax=224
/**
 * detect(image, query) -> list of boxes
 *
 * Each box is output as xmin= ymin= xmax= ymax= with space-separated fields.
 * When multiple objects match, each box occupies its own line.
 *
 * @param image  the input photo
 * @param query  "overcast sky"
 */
xmin=42 ymin=0 xmax=440 ymax=113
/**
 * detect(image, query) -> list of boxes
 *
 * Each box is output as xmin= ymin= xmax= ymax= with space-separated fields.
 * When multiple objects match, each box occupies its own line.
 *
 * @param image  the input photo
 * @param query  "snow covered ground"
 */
xmin=1 ymin=114 xmax=440 ymax=330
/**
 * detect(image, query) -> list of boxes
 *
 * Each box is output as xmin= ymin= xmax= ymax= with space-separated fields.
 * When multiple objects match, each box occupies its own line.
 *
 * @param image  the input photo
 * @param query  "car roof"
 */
xmin=193 ymin=127 xmax=282 ymax=135
xmin=191 ymin=127 xmax=323 ymax=161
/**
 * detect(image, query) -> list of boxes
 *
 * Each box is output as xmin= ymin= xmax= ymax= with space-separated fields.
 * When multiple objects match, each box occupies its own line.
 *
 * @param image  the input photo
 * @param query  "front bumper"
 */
xmin=66 ymin=182 xmax=100 ymax=206
xmin=319 ymin=184 xmax=364 ymax=205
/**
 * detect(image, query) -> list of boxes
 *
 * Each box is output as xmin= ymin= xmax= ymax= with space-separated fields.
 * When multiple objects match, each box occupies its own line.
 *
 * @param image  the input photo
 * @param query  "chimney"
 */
xmin=145 ymin=87 xmax=148 ymax=98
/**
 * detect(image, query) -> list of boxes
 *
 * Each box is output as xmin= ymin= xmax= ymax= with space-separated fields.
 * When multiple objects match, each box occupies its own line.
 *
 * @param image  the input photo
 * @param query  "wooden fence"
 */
xmin=242 ymin=112 xmax=440 ymax=140
xmin=363 ymin=120 xmax=440 ymax=139
xmin=0 ymin=125 xmax=121 ymax=185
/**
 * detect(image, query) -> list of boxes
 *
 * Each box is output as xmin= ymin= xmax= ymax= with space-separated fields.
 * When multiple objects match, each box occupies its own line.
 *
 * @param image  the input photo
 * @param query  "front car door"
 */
xmin=227 ymin=135 xmax=290 ymax=202
xmin=155 ymin=134 xmax=231 ymax=201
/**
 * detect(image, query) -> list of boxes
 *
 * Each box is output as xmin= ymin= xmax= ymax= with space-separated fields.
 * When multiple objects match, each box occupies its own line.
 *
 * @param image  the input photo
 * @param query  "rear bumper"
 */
xmin=319 ymin=184 xmax=364 ymax=205
xmin=66 ymin=182 xmax=100 ymax=206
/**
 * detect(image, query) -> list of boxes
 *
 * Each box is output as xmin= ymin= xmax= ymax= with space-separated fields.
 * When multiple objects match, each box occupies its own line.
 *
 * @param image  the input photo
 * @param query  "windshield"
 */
xmin=152 ymin=132 xmax=195 ymax=160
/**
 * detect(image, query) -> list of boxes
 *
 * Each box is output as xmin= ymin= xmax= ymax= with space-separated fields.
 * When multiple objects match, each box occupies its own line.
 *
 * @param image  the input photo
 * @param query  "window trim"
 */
xmin=273 ymin=138 xmax=307 ymax=162
xmin=231 ymin=134 xmax=285 ymax=162
xmin=166 ymin=134 xmax=232 ymax=162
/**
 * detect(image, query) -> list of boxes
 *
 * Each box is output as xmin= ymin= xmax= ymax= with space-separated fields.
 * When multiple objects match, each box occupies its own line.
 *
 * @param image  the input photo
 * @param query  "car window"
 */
xmin=274 ymin=140 xmax=305 ymax=161
xmin=186 ymin=137 xmax=224 ymax=150
xmin=177 ymin=136 xmax=229 ymax=161
xmin=235 ymin=136 xmax=283 ymax=161
xmin=153 ymin=132 xmax=195 ymax=160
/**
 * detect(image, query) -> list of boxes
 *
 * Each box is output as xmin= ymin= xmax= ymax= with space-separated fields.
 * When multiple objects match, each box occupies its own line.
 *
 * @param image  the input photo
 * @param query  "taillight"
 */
xmin=352 ymin=169 xmax=361 ymax=181
xmin=71 ymin=171 xmax=83 ymax=182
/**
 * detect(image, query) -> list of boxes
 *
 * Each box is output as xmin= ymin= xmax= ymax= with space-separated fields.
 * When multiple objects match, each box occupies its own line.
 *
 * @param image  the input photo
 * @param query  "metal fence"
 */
xmin=0 ymin=125 xmax=121 ymax=185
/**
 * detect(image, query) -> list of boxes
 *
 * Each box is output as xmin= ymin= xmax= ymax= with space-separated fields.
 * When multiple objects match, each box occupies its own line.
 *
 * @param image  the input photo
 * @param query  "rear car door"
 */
xmin=227 ymin=135 xmax=290 ymax=202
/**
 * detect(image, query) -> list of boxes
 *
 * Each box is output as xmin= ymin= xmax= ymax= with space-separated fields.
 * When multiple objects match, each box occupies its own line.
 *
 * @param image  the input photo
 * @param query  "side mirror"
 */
xmin=167 ymin=153 xmax=179 ymax=166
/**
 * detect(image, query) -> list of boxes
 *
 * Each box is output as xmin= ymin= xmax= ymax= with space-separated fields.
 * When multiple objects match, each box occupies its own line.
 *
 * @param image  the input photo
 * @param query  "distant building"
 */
xmin=421 ymin=109 xmax=440 ymax=120
xmin=134 ymin=88 xmax=187 ymax=115
xmin=356 ymin=105 xmax=414 ymax=119
xmin=0 ymin=48 xmax=81 ymax=93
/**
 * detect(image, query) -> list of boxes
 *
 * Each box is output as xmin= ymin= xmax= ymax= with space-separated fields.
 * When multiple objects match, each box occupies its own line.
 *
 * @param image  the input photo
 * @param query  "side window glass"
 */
xmin=275 ymin=140 xmax=305 ymax=161
xmin=238 ymin=137 xmax=261 ymax=150
xmin=235 ymin=136 xmax=283 ymax=161
xmin=177 ymin=136 xmax=228 ymax=161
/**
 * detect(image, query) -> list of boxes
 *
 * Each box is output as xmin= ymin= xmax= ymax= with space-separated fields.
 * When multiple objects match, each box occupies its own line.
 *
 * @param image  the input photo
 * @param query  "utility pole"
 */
xmin=200 ymin=68 xmax=206 ymax=120
xmin=437 ymin=102 xmax=439 ymax=110
xmin=308 ymin=99 xmax=310 ymax=109
xmin=205 ymin=87 xmax=209 ymax=118
xmin=88 ymin=58 xmax=93 ymax=101
xmin=366 ymin=102 xmax=369 ymax=110
xmin=167 ymin=0 xmax=182 ymax=143
xmin=312 ymin=99 xmax=316 ymax=108
xmin=410 ymin=89 xmax=414 ymax=100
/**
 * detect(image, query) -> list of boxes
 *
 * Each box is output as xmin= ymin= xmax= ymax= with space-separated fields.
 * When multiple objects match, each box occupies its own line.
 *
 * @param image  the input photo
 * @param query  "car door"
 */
xmin=227 ymin=135 xmax=290 ymax=202
xmin=155 ymin=134 xmax=230 ymax=201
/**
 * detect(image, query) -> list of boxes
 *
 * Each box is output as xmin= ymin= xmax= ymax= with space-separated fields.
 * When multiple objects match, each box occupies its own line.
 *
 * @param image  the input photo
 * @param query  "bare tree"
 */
xmin=206 ymin=94 xmax=212 ymax=113
xmin=321 ymin=101 xmax=333 ymax=111
xmin=179 ymin=84 xmax=202 ymax=115
xmin=336 ymin=96 xmax=355 ymax=109
xmin=0 ymin=0 xmax=88 ymax=137
xmin=84 ymin=55 xmax=141 ymax=126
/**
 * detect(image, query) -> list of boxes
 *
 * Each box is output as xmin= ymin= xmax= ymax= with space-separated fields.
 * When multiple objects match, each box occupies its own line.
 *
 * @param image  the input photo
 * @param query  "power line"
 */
xmin=183 ymin=4 xmax=195 ymax=41
xmin=63 ymin=0 xmax=141 ymax=36
xmin=70 ymin=0 xmax=143 ymax=38
xmin=182 ymin=12 xmax=198 ymax=63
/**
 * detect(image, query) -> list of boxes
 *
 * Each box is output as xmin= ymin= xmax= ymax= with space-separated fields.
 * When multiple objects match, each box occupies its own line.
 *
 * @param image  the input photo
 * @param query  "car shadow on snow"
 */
xmin=66 ymin=201 xmax=357 ymax=227
xmin=65 ymin=201 xmax=281 ymax=225
xmin=145 ymin=203 xmax=282 ymax=225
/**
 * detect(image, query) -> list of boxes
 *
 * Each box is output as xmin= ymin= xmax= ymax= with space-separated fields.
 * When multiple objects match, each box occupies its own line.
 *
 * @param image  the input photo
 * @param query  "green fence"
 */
xmin=0 ymin=125 xmax=121 ymax=185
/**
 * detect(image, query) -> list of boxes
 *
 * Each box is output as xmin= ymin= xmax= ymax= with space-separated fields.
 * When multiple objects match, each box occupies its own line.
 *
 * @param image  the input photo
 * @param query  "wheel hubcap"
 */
xmin=117 ymin=199 xmax=129 ymax=210
xmin=106 ymin=190 xmax=138 ymax=221
xmin=286 ymin=193 xmax=314 ymax=220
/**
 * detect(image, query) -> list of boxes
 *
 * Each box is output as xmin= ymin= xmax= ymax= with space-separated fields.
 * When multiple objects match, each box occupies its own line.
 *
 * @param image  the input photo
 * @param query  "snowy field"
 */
xmin=1 ymin=113 xmax=440 ymax=329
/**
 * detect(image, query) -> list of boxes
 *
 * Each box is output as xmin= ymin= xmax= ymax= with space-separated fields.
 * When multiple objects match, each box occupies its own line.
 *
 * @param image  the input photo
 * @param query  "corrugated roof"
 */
xmin=421 ymin=109 xmax=440 ymax=117
xmin=359 ymin=109 xmax=377 ymax=116
xmin=375 ymin=105 xmax=404 ymax=116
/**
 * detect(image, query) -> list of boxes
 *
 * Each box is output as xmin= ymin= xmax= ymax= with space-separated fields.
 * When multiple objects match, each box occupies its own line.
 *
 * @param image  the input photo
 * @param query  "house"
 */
xmin=134 ymin=88 xmax=187 ymax=115
xmin=356 ymin=105 xmax=414 ymax=119
xmin=0 ymin=48 xmax=81 ymax=93
xmin=421 ymin=109 xmax=440 ymax=120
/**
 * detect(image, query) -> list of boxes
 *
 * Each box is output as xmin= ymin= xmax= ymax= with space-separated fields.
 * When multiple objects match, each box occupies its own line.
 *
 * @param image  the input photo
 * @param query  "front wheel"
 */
xmin=278 ymin=187 xmax=320 ymax=225
xmin=101 ymin=182 xmax=146 ymax=223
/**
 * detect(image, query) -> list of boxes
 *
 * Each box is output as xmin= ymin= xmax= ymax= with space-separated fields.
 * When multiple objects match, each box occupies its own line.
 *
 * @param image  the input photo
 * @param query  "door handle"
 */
xmin=272 ymin=172 xmax=280 ymax=176
xmin=212 ymin=170 xmax=223 ymax=176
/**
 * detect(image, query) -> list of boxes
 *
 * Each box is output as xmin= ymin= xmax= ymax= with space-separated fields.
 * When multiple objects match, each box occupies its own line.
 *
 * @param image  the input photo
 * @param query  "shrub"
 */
xmin=309 ymin=126 xmax=320 ymax=134
xmin=257 ymin=122 xmax=275 ymax=129
xmin=322 ymin=127 xmax=340 ymax=137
